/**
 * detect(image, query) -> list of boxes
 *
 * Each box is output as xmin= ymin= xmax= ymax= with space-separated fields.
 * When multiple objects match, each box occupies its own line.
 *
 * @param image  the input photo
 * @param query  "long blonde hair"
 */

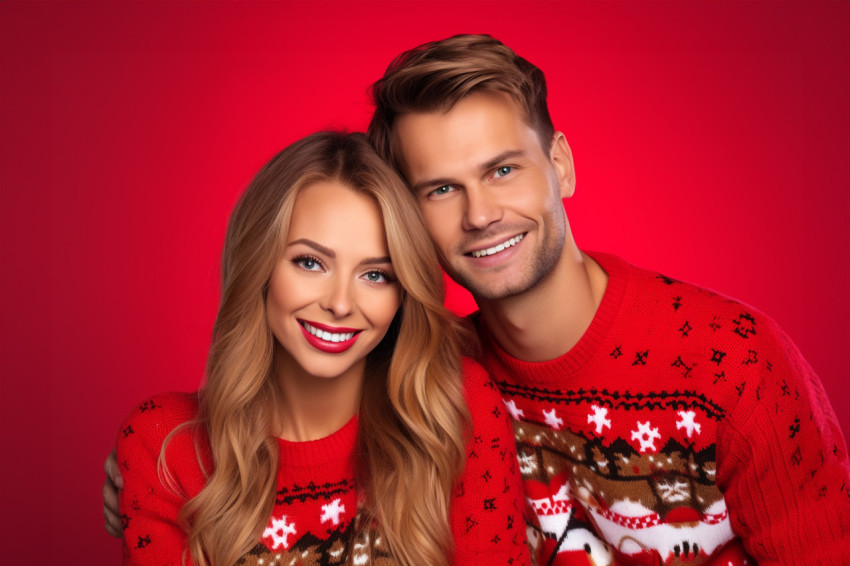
xmin=166 ymin=132 xmax=471 ymax=565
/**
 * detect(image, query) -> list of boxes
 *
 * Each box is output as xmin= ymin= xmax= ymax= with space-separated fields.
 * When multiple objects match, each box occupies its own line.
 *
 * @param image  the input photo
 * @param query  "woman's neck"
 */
xmin=274 ymin=354 xmax=365 ymax=442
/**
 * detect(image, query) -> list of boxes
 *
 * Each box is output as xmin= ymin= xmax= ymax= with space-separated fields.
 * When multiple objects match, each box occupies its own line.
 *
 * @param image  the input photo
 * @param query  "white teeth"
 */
xmin=301 ymin=321 xmax=355 ymax=342
xmin=470 ymin=234 xmax=524 ymax=258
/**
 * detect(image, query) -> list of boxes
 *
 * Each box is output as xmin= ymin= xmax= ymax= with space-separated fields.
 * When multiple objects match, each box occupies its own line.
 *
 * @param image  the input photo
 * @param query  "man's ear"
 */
xmin=550 ymin=132 xmax=575 ymax=199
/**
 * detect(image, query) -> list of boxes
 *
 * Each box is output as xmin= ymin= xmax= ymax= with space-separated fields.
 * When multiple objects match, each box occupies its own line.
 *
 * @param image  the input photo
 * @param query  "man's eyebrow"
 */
xmin=287 ymin=239 xmax=392 ymax=266
xmin=409 ymin=150 xmax=526 ymax=194
xmin=481 ymin=150 xmax=525 ymax=172
xmin=410 ymin=177 xmax=454 ymax=195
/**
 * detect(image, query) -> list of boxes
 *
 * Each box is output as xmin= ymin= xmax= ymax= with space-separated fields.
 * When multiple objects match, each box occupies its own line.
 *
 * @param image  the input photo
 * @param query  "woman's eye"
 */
xmin=364 ymin=270 xmax=392 ymax=283
xmin=494 ymin=166 xmax=513 ymax=178
xmin=293 ymin=256 xmax=322 ymax=271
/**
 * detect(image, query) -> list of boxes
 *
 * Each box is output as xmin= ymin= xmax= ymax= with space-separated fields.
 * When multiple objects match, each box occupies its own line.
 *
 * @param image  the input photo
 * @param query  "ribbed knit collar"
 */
xmin=277 ymin=415 xmax=358 ymax=469
xmin=479 ymin=251 xmax=629 ymax=385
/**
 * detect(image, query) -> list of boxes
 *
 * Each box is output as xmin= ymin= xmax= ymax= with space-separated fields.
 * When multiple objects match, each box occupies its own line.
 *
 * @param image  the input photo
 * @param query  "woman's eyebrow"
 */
xmin=288 ymin=239 xmax=391 ymax=266
xmin=287 ymin=238 xmax=335 ymax=257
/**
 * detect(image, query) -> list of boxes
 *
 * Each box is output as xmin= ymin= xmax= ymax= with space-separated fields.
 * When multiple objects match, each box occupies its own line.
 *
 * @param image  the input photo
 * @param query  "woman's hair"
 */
xmin=368 ymin=33 xmax=555 ymax=175
xmin=165 ymin=132 xmax=471 ymax=565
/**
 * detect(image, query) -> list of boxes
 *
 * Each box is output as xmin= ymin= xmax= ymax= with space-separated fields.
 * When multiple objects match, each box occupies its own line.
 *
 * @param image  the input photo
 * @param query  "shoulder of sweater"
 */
xmin=117 ymin=391 xmax=201 ymax=458
xmin=611 ymin=254 xmax=790 ymax=347
xmin=460 ymin=357 xmax=503 ymax=414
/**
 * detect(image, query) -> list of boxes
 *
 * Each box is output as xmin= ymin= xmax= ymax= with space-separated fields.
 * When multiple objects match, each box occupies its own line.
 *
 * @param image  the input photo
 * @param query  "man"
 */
xmin=106 ymin=35 xmax=850 ymax=564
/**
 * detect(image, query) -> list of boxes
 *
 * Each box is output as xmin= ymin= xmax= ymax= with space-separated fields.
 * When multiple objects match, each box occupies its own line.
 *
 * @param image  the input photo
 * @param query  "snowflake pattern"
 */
xmin=676 ymin=410 xmax=702 ymax=438
xmin=587 ymin=404 xmax=612 ymax=435
xmin=263 ymin=515 xmax=297 ymax=550
xmin=320 ymin=498 xmax=345 ymax=526
xmin=631 ymin=421 xmax=662 ymax=453
xmin=543 ymin=408 xmax=563 ymax=430
xmin=504 ymin=399 xmax=525 ymax=420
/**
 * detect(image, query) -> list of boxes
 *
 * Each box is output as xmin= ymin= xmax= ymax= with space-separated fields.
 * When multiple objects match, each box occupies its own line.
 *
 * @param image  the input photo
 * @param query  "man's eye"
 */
xmin=431 ymin=185 xmax=455 ymax=196
xmin=494 ymin=166 xmax=513 ymax=178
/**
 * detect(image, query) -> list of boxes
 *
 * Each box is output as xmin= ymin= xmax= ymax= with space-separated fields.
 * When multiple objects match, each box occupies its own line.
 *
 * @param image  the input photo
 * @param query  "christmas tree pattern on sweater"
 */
xmin=478 ymin=252 xmax=850 ymax=566
xmin=117 ymin=359 xmax=532 ymax=565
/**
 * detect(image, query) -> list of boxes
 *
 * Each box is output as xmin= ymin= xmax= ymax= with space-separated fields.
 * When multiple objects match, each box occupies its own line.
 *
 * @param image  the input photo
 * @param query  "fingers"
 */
xmin=103 ymin=449 xmax=124 ymax=538
xmin=105 ymin=449 xmax=124 ymax=489
xmin=104 ymin=483 xmax=123 ymax=537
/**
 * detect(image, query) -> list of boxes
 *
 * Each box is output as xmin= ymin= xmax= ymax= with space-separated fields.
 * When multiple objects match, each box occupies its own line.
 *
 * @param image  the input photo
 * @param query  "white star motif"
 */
xmin=503 ymin=399 xmax=524 ymax=420
xmin=263 ymin=515 xmax=297 ymax=550
xmin=320 ymin=498 xmax=346 ymax=526
xmin=587 ymin=405 xmax=612 ymax=435
xmin=543 ymin=408 xmax=563 ymax=430
xmin=631 ymin=421 xmax=662 ymax=453
xmin=676 ymin=410 xmax=702 ymax=438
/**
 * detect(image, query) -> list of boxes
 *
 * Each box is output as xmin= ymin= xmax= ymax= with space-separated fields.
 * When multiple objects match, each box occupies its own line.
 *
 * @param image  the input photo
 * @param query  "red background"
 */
xmin=1 ymin=1 xmax=848 ymax=562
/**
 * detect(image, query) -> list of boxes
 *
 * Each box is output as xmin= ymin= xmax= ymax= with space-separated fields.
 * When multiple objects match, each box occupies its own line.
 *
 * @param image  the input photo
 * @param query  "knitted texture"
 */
xmin=117 ymin=358 xmax=531 ymax=565
xmin=478 ymin=252 xmax=850 ymax=566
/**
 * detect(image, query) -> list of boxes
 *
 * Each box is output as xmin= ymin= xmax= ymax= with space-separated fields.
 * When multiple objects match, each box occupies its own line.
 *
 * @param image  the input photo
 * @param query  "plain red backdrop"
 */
xmin=1 ymin=1 xmax=848 ymax=562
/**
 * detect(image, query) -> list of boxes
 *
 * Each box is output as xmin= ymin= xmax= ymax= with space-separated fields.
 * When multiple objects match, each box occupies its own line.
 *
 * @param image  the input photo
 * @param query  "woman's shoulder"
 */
xmin=116 ymin=391 xmax=208 ymax=499
xmin=116 ymin=391 xmax=202 ymax=460
xmin=459 ymin=357 xmax=503 ymax=415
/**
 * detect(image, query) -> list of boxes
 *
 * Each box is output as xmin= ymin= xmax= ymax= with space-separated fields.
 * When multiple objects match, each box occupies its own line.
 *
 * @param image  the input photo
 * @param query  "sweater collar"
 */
xmin=478 ymin=251 xmax=629 ymax=384
xmin=277 ymin=415 xmax=358 ymax=469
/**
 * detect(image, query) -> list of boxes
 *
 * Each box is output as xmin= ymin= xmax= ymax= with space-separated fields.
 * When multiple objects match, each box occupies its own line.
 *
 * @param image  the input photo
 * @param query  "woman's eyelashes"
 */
xmin=292 ymin=254 xmax=324 ymax=272
xmin=291 ymin=255 xmax=395 ymax=284
xmin=362 ymin=269 xmax=395 ymax=284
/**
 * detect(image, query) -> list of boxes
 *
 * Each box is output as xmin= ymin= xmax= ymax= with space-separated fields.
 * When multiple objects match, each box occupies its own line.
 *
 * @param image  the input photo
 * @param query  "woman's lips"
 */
xmin=298 ymin=320 xmax=361 ymax=354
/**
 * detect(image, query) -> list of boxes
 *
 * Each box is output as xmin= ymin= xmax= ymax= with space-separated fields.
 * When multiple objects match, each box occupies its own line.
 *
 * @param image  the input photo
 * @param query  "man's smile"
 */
xmin=468 ymin=233 xmax=525 ymax=258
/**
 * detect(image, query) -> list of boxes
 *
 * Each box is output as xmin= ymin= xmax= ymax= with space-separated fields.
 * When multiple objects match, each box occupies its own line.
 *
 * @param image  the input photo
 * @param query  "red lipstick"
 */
xmin=298 ymin=320 xmax=361 ymax=354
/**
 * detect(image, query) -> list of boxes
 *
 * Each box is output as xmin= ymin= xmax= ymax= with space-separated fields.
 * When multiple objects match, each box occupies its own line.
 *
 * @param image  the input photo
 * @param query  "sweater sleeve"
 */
xmin=116 ymin=392 xmax=205 ymax=566
xmin=451 ymin=358 xmax=534 ymax=565
xmin=716 ymin=321 xmax=850 ymax=564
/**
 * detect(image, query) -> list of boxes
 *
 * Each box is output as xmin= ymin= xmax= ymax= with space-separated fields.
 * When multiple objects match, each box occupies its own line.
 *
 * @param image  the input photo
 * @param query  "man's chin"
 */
xmin=454 ymin=273 xmax=536 ymax=303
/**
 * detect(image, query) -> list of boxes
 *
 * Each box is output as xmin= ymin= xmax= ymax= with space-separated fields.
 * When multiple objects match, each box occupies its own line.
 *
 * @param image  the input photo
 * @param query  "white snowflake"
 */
xmin=543 ymin=408 xmax=563 ymax=430
xmin=320 ymin=498 xmax=346 ymax=526
xmin=676 ymin=410 xmax=702 ymax=438
xmin=503 ymin=399 xmax=525 ymax=420
xmin=631 ymin=421 xmax=661 ymax=453
xmin=263 ymin=515 xmax=297 ymax=550
xmin=587 ymin=404 xmax=612 ymax=435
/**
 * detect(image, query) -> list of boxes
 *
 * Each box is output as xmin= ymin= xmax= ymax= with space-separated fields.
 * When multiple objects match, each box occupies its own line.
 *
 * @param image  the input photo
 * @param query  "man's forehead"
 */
xmin=391 ymin=92 xmax=539 ymax=181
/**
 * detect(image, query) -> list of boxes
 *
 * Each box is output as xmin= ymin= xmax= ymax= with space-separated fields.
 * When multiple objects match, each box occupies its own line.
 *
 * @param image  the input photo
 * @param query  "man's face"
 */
xmin=393 ymin=91 xmax=574 ymax=301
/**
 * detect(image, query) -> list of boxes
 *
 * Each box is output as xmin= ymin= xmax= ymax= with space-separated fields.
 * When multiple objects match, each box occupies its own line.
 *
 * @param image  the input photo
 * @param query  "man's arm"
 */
xmin=103 ymin=449 xmax=124 ymax=538
xmin=718 ymin=321 xmax=850 ymax=564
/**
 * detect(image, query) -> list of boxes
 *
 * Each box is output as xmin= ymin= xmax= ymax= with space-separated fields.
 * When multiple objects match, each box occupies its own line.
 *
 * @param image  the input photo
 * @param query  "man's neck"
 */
xmin=476 ymin=246 xmax=608 ymax=362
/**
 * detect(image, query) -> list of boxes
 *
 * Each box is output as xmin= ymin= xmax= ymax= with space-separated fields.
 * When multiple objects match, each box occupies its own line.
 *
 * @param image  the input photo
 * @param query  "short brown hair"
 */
xmin=367 ymin=34 xmax=554 ymax=175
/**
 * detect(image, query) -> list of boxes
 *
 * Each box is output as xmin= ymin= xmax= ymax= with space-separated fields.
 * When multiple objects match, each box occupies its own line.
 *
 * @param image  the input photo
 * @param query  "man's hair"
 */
xmin=367 ymin=34 xmax=555 ymax=174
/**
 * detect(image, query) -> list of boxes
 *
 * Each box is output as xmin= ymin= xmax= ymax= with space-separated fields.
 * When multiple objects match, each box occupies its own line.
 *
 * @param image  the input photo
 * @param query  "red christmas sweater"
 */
xmin=117 ymin=358 xmax=531 ymax=565
xmin=476 ymin=252 xmax=850 ymax=566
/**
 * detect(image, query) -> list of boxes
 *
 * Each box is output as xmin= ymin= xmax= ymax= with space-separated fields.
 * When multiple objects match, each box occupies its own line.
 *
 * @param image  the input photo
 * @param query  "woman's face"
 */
xmin=266 ymin=180 xmax=402 ymax=383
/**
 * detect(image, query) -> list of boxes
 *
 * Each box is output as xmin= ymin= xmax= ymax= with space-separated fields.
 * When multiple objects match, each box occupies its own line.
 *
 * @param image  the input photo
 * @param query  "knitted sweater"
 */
xmin=117 ymin=359 xmax=531 ymax=565
xmin=477 ymin=252 xmax=850 ymax=566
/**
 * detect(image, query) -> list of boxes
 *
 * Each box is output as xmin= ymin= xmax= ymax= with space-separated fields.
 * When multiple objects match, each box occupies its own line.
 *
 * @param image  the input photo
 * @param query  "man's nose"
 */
xmin=462 ymin=184 xmax=503 ymax=231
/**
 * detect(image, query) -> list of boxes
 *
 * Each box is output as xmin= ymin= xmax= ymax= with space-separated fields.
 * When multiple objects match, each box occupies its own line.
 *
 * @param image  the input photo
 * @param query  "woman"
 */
xmin=116 ymin=132 xmax=530 ymax=565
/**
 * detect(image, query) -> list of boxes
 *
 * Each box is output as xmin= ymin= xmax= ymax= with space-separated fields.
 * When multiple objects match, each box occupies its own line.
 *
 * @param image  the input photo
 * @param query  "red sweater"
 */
xmin=117 ymin=359 xmax=531 ymax=565
xmin=477 ymin=252 xmax=850 ymax=566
